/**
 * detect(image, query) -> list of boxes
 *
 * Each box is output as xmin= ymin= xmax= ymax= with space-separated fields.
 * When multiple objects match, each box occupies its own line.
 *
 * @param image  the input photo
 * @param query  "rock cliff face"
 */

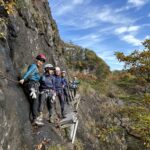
xmin=0 ymin=0 xmax=64 ymax=149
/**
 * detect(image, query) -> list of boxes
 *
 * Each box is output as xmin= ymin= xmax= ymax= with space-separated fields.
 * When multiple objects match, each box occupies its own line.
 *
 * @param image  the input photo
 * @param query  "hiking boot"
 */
xmin=66 ymin=101 xmax=70 ymax=105
xmin=36 ymin=112 xmax=43 ymax=121
xmin=49 ymin=116 xmax=54 ymax=123
xmin=34 ymin=119 xmax=44 ymax=126
xmin=32 ymin=118 xmax=44 ymax=126
xmin=61 ymin=113 xmax=66 ymax=119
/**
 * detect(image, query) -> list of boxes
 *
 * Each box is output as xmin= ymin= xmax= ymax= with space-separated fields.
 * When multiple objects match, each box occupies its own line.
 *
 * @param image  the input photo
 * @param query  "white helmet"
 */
xmin=55 ymin=67 xmax=61 ymax=71
xmin=44 ymin=64 xmax=53 ymax=69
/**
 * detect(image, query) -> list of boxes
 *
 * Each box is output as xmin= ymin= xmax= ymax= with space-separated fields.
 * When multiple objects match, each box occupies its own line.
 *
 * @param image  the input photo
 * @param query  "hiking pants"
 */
xmin=39 ymin=90 xmax=54 ymax=117
xmin=73 ymin=88 xmax=77 ymax=97
xmin=24 ymin=80 xmax=40 ymax=120
xmin=56 ymin=89 xmax=65 ymax=116
xmin=63 ymin=88 xmax=69 ymax=104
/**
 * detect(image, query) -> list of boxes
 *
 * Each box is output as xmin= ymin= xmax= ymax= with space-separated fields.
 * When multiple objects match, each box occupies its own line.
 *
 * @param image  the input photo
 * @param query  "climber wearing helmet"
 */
xmin=70 ymin=76 xmax=80 ymax=97
xmin=61 ymin=71 xmax=70 ymax=105
xmin=54 ymin=67 xmax=66 ymax=118
xmin=38 ymin=64 xmax=56 ymax=123
xmin=19 ymin=54 xmax=46 ymax=125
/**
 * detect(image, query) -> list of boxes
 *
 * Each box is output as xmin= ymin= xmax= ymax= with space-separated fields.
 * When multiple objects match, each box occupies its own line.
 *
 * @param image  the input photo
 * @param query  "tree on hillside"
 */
xmin=115 ymin=39 xmax=150 ymax=83
xmin=64 ymin=44 xmax=110 ymax=79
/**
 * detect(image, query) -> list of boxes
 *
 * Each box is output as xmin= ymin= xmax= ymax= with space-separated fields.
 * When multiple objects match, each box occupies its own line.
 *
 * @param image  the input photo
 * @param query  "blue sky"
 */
xmin=49 ymin=0 xmax=150 ymax=70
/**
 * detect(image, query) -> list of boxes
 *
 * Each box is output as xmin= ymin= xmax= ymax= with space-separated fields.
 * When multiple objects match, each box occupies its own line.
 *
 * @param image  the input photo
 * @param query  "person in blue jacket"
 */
xmin=54 ymin=67 xmax=66 ymax=118
xmin=38 ymin=64 xmax=56 ymax=123
xmin=19 ymin=54 xmax=46 ymax=125
xmin=61 ymin=71 xmax=70 ymax=105
xmin=70 ymin=76 xmax=80 ymax=97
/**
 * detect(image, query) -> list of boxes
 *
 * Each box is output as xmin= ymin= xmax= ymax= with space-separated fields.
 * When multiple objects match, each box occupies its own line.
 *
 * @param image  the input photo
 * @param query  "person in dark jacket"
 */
xmin=70 ymin=76 xmax=80 ymax=97
xmin=61 ymin=71 xmax=70 ymax=105
xmin=54 ymin=67 xmax=66 ymax=118
xmin=38 ymin=64 xmax=56 ymax=123
xmin=19 ymin=54 xmax=46 ymax=125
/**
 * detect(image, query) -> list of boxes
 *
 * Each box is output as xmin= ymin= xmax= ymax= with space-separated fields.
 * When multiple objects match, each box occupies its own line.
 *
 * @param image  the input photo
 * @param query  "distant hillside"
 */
xmin=63 ymin=43 xmax=110 ymax=79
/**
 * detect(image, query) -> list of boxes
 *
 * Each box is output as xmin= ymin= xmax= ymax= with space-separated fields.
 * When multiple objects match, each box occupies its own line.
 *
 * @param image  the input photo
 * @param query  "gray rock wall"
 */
xmin=0 ymin=0 xmax=63 ymax=149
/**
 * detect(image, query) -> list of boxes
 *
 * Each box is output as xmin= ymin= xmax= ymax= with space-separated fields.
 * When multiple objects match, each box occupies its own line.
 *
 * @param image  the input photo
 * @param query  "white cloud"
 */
xmin=54 ymin=0 xmax=84 ymax=16
xmin=145 ymin=35 xmax=150 ymax=39
xmin=128 ymin=0 xmax=149 ymax=7
xmin=115 ymin=6 xmax=131 ymax=13
xmin=94 ymin=6 xmax=133 ymax=25
xmin=53 ymin=2 xmax=135 ymax=30
xmin=148 ymin=13 xmax=150 ymax=17
xmin=122 ymin=34 xmax=142 ymax=46
xmin=56 ymin=5 xmax=73 ymax=16
xmin=114 ymin=25 xmax=142 ymax=46
xmin=73 ymin=36 xmax=102 ymax=48
xmin=72 ymin=34 xmax=100 ymax=43
xmin=115 ymin=26 xmax=140 ymax=34
xmin=115 ymin=0 xmax=150 ymax=13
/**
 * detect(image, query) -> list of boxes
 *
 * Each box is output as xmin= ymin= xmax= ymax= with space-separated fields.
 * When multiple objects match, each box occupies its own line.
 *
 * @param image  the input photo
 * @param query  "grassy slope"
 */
xmin=63 ymin=71 xmax=149 ymax=149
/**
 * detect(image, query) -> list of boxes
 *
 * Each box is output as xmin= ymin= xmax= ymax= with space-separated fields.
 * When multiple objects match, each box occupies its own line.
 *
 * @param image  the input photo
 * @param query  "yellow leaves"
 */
xmin=35 ymin=138 xmax=50 ymax=150
xmin=0 ymin=0 xmax=16 ymax=15
xmin=35 ymin=143 xmax=43 ymax=150
xmin=115 ymin=52 xmax=126 ymax=62
xmin=5 ymin=3 xmax=15 ymax=14
xmin=0 ymin=18 xmax=7 ymax=39
xmin=119 ymin=103 xmax=150 ymax=148
xmin=0 ymin=32 xmax=6 ymax=39
xmin=115 ymin=40 xmax=150 ymax=83
xmin=97 ymin=126 xmax=119 ymax=143
xmin=0 ymin=0 xmax=4 ymax=6
xmin=142 ymin=93 xmax=150 ymax=105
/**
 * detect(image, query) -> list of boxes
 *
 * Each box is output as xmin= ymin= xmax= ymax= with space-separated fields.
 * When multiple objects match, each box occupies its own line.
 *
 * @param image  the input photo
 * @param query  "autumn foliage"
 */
xmin=115 ymin=39 xmax=150 ymax=83
xmin=64 ymin=43 xmax=110 ymax=79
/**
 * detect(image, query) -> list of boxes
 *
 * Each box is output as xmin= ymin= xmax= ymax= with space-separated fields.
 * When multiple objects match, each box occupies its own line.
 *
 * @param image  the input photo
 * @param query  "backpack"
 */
xmin=19 ymin=64 xmax=31 ymax=79
xmin=69 ymin=82 xmax=78 ymax=89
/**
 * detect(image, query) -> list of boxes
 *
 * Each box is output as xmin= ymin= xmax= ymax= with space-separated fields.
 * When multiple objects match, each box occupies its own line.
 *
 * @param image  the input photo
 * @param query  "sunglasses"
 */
xmin=37 ymin=58 xmax=45 ymax=63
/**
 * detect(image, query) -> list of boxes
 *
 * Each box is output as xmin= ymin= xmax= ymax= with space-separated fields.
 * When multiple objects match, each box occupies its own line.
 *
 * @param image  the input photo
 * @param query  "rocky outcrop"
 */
xmin=0 ymin=0 xmax=64 ymax=149
xmin=63 ymin=43 xmax=110 ymax=79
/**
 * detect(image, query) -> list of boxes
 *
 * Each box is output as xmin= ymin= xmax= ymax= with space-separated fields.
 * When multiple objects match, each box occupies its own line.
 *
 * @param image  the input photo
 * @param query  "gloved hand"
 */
xmin=51 ymin=98 xmax=54 ymax=103
xmin=53 ymin=92 xmax=56 ymax=97
xmin=19 ymin=79 xmax=24 ymax=84
xmin=51 ymin=92 xmax=56 ymax=103
xmin=30 ymin=88 xmax=37 ymax=99
xmin=52 ymin=95 xmax=56 ymax=101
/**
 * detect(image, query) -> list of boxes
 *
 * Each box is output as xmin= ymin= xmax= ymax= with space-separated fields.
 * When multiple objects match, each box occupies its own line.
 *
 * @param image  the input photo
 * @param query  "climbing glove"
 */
xmin=30 ymin=88 xmax=37 ymax=99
